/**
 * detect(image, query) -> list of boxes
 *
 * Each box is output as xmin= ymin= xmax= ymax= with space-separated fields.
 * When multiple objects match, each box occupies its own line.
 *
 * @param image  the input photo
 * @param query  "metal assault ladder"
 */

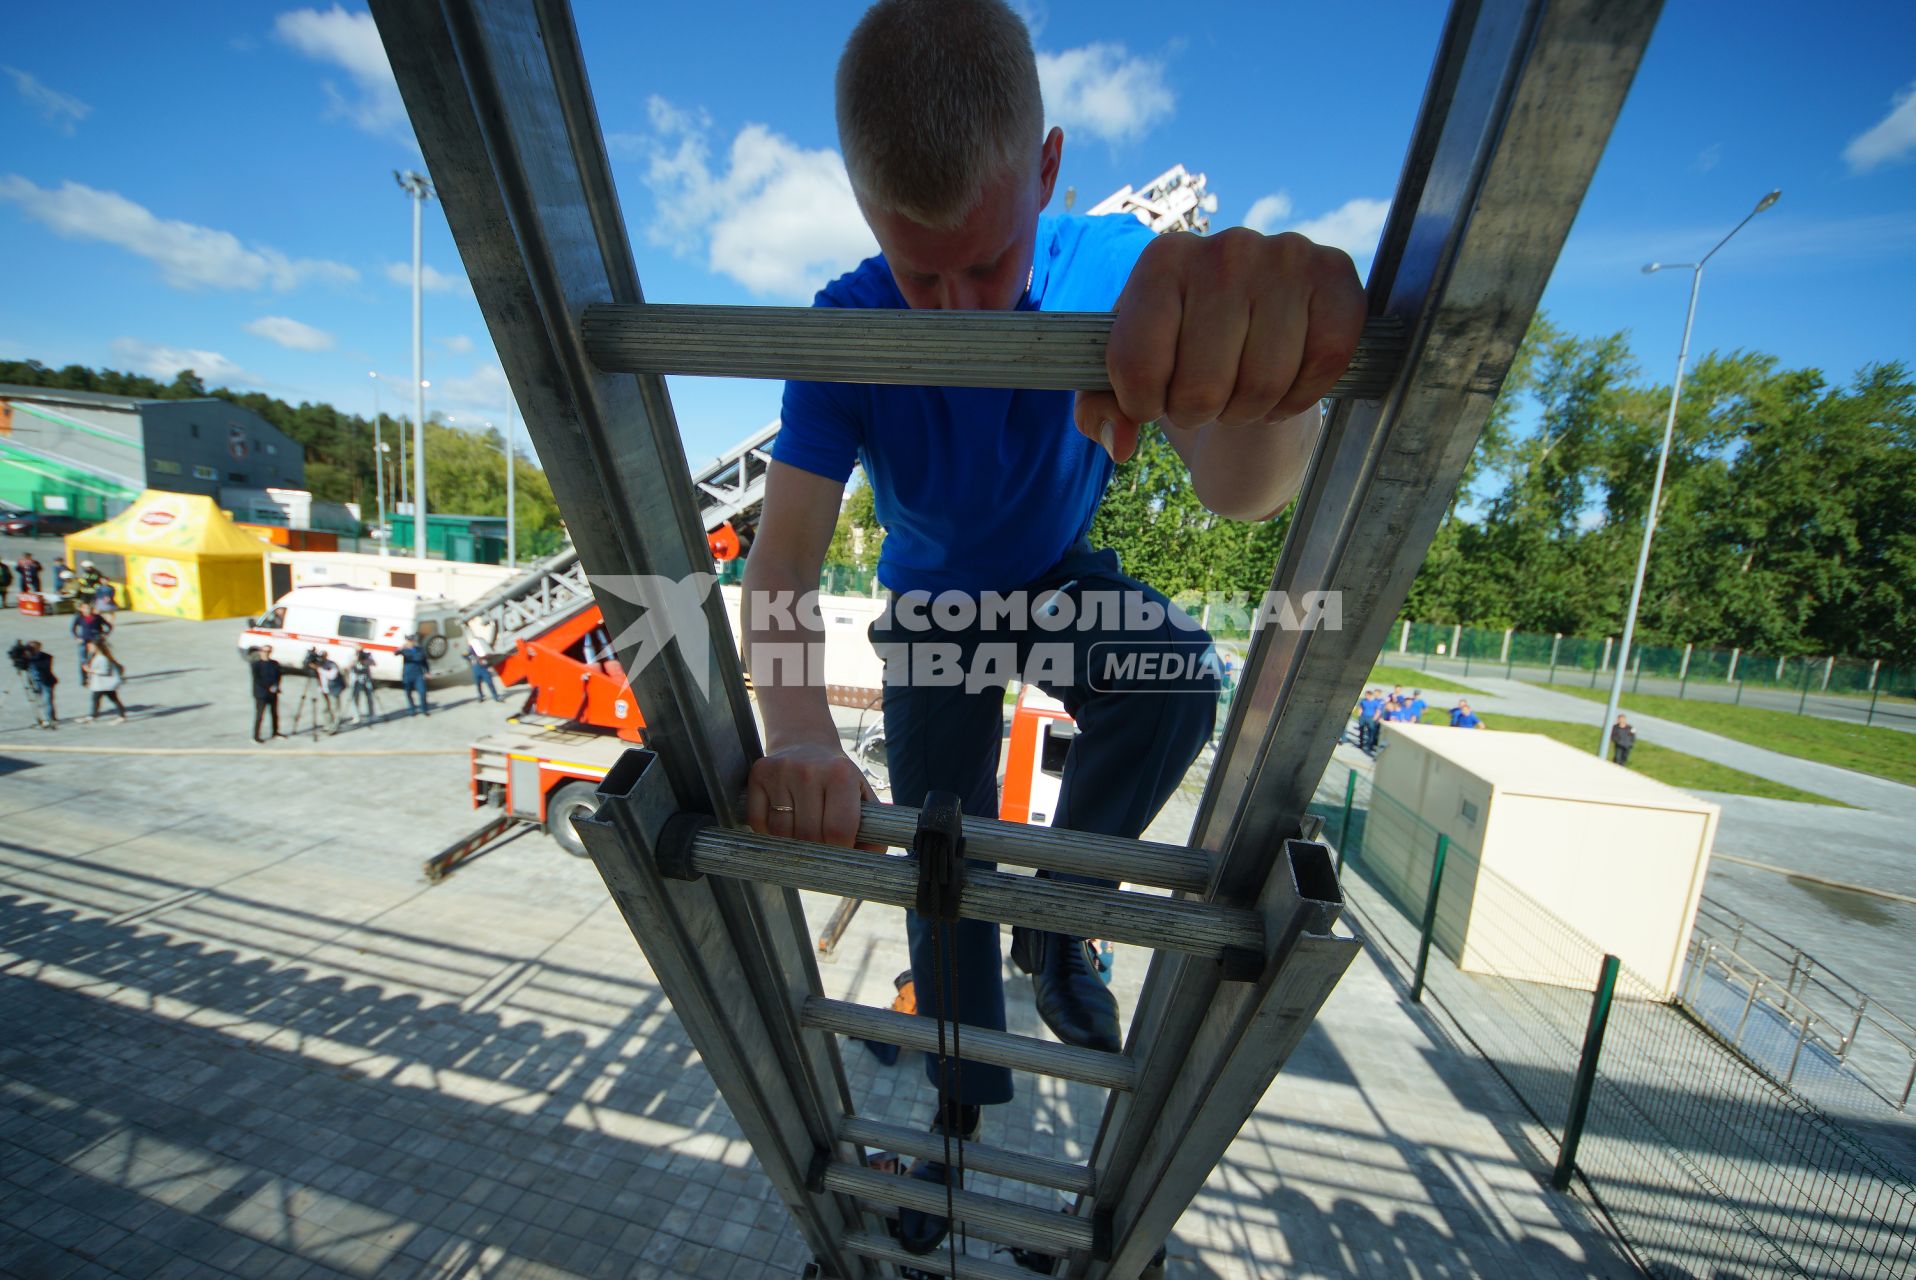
xmin=370 ymin=0 xmax=1659 ymax=1274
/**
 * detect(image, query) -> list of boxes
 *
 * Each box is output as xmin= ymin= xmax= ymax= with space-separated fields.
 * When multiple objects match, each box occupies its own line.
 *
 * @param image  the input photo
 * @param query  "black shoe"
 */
xmin=1013 ymin=928 xmax=1121 ymax=1054
xmin=893 ymin=1102 xmax=979 ymax=1256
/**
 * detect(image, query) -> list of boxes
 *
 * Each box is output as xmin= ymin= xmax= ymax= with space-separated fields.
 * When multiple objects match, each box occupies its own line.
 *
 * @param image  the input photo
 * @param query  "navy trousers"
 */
xmin=875 ymin=543 xmax=1218 ymax=1105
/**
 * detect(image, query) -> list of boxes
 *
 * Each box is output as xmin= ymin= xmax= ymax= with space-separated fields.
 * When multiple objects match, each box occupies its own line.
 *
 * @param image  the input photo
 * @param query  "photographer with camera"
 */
xmin=14 ymin=639 xmax=57 ymax=729
xmin=311 ymin=649 xmax=345 ymax=734
xmin=250 ymin=645 xmax=283 ymax=743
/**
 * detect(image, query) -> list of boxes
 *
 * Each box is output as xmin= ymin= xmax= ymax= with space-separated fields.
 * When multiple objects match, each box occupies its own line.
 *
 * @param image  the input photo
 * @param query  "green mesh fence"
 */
xmin=1375 ymin=620 xmax=1915 ymax=725
xmin=1324 ymin=767 xmax=1916 ymax=1278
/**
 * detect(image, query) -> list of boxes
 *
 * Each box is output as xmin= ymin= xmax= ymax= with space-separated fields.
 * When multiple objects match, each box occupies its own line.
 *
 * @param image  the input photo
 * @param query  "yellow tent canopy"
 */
xmin=65 ymin=490 xmax=271 ymax=620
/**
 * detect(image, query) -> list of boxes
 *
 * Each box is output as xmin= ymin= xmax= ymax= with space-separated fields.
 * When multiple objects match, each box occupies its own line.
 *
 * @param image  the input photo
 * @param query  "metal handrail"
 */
xmin=1683 ymin=914 xmax=1916 ymax=1111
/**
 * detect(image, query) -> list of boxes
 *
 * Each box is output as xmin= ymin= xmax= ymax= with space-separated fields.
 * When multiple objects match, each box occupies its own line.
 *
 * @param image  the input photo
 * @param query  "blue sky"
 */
xmin=2 ymin=1 xmax=1912 ymax=473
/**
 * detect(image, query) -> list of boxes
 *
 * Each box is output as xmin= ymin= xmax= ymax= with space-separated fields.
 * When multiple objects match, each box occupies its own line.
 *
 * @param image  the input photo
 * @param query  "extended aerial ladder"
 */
xmin=372 ymin=0 xmax=1658 ymax=1274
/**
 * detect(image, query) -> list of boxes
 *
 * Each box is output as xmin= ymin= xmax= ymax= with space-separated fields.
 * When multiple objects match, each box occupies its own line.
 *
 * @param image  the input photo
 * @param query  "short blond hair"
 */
xmin=836 ymin=0 xmax=1043 ymax=229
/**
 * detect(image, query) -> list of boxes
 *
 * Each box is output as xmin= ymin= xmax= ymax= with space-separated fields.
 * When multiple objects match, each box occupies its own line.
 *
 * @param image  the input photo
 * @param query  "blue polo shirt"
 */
xmin=776 ymin=212 xmax=1155 ymax=594
xmin=1450 ymin=708 xmax=1481 ymax=728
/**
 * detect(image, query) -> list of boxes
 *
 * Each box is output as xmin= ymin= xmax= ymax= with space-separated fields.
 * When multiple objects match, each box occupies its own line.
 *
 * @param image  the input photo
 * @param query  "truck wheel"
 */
xmin=545 ymin=781 xmax=599 ymax=858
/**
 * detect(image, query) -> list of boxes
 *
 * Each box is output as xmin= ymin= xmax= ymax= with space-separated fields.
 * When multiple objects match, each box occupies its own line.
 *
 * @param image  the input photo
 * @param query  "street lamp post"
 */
xmin=504 ymin=400 xmax=517 ymax=568
xmin=368 ymin=371 xmax=387 ymax=555
xmin=1599 ymin=189 xmax=1779 ymax=757
xmin=395 ymin=169 xmax=434 ymax=560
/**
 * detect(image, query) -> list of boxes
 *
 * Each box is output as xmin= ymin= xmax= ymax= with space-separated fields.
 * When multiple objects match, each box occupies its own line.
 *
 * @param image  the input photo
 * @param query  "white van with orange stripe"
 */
xmin=238 ymin=585 xmax=464 ymax=681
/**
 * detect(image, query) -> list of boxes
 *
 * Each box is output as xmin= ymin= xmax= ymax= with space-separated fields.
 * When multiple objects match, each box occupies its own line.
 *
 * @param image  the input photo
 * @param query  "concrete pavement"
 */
xmin=0 ymin=591 xmax=1634 ymax=1278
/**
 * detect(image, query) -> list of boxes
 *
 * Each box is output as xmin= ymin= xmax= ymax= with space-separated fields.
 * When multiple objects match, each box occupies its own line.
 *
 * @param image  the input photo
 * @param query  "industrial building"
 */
xmin=0 ymin=383 xmax=311 ymax=528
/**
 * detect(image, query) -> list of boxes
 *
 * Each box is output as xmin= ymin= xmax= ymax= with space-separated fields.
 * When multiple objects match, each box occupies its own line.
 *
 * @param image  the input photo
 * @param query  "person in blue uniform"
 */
xmin=738 ymin=0 xmax=1364 ymax=1255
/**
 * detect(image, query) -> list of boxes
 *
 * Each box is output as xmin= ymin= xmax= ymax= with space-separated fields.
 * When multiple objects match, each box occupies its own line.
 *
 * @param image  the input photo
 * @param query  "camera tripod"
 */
xmin=286 ymin=676 xmax=339 ymax=740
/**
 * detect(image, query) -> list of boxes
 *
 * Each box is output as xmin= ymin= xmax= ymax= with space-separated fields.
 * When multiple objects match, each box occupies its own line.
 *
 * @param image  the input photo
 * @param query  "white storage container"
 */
xmin=1371 ymin=721 xmax=1718 ymax=998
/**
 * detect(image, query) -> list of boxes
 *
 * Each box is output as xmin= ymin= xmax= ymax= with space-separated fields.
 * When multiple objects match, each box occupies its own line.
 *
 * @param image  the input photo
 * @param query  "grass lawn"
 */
xmin=1411 ymin=709 xmax=1844 ymax=806
xmin=1371 ymin=664 xmax=1479 ymax=695
xmin=1540 ymin=685 xmax=1916 ymax=791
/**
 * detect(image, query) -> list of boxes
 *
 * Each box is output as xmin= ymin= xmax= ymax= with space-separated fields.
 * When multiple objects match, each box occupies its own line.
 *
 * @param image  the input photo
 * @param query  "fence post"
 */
xmin=1400 ymin=620 xmax=1410 ymax=654
xmin=1735 ymin=678 xmax=1745 ymax=705
xmin=1409 ymin=834 xmax=1450 ymax=1004
xmin=1821 ymin=654 xmax=1834 ymax=693
xmin=1600 ymin=636 xmax=1613 ymax=673
xmin=1678 ymin=643 xmax=1692 ymax=699
xmin=1797 ymin=659 xmax=1813 ymax=714
xmin=1868 ymin=679 xmax=1881 ymax=728
xmin=1548 ymin=633 xmax=1561 ymax=684
xmin=1631 ymin=650 xmax=1643 ymax=694
xmin=1552 ymin=953 xmax=1620 ymax=1191
xmin=1336 ymin=769 xmax=1357 ymax=875
xmin=1727 ymin=645 xmax=1740 ymax=684
xmin=1868 ymin=657 xmax=1881 ymax=692
xmin=1500 ymin=628 xmax=1513 ymax=665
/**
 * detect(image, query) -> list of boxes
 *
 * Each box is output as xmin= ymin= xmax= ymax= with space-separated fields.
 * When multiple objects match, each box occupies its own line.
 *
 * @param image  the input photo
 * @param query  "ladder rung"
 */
xmin=822 ymin=1163 xmax=1093 ymax=1257
xmin=581 ymin=303 xmax=1405 ymax=398
xmin=843 ymin=1231 xmax=1038 ymax=1280
xmin=840 ymin=1115 xmax=1095 ymax=1197
xmin=687 ymin=829 xmax=1260 ymax=961
xmin=857 ymin=802 xmax=1212 ymax=892
xmin=802 ymin=997 xmax=1138 ymax=1091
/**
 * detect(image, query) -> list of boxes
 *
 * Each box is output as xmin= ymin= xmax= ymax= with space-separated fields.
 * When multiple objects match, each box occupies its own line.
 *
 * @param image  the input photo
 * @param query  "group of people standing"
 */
xmin=1353 ymin=685 xmax=1431 ymax=751
xmin=248 ymin=643 xmax=383 ymax=741
xmin=247 ymin=635 xmax=490 ymax=741
xmin=12 ymin=599 xmax=129 ymax=729
xmin=5 ymin=553 xmax=117 ymax=611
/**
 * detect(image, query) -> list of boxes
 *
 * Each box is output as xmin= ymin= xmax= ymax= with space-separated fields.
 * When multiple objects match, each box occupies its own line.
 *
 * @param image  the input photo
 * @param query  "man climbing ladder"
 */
xmin=741 ymin=0 xmax=1364 ymax=1256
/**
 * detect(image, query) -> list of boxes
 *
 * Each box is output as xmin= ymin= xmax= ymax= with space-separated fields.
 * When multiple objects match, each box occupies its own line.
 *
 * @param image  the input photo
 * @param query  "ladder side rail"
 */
xmin=371 ymin=3 xmax=869 ymax=1272
xmin=577 ymin=753 xmax=868 ymax=1275
xmin=1074 ymin=3 xmax=1663 ymax=1272
xmin=1096 ymin=841 xmax=1357 ymax=1275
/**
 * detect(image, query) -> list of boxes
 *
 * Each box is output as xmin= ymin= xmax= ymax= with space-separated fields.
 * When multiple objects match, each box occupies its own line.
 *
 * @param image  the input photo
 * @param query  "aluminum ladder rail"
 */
xmin=371 ymin=0 xmax=1660 ymax=1272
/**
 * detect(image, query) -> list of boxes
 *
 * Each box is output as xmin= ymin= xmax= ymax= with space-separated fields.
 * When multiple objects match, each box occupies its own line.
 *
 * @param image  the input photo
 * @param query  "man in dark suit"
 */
xmin=252 ymin=647 xmax=283 ymax=742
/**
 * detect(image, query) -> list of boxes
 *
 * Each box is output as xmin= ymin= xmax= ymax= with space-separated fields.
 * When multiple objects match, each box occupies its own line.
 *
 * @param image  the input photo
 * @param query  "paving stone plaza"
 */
xmin=2 ymin=546 xmax=1910 ymax=1277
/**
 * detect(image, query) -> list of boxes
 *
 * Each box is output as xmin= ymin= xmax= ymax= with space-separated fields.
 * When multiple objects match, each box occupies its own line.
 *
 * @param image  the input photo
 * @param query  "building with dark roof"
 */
xmin=0 ymin=384 xmax=305 ymax=527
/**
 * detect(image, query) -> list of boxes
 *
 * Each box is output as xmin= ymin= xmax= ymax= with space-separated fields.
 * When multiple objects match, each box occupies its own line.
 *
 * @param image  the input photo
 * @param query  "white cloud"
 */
xmin=110 ymin=337 xmax=252 ymax=385
xmin=432 ymin=362 xmax=511 ymax=412
xmin=0 ymin=175 xmax=359 ymax=291
xmin=1037 ymin=44 xmax=1174 ymax=144
xmin=384 ymin=260 xmax=470 ymax=294
xmin=442 ymin=334 xmax=474 ymax=355
xmin=1242 ymin=193 xmax=1294 ymax=234
xmin=244 ymin=315 xmax=335 ymax=351
xmin=1845 ymin=80 xmax=1916 ymax=173
xmin=1287 ymin=197 xmax=1391 ymax=259
xmin=1239 ymin=192 xmax=1391 ymax=270
xmin=5 ymin=66 xmax=90 ymax=135
xmin=273 ymin=5 xmax=409 ymax=141
xmin=626 ymin=96 xmax=876 ymax=301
